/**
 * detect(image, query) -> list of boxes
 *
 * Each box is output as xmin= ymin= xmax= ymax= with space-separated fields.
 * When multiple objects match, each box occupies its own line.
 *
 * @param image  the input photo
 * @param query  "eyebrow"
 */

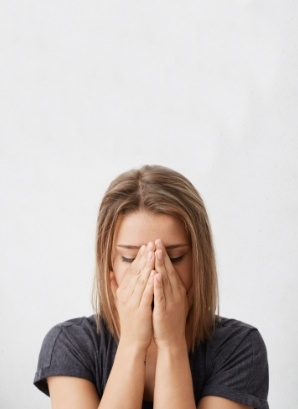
xmin=116 ymin=244 xmax=189 ymax=250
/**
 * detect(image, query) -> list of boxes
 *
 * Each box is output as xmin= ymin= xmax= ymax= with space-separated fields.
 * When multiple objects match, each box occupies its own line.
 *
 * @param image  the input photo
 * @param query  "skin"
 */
xmin=48 ymin=210 xmax=253 ymax=409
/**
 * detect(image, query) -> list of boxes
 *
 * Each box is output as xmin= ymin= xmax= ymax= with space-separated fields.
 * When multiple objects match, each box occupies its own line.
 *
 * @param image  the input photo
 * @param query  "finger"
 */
xmin=153 ymin=273 xmax=166 ymax=310
xmin=155 ymin=240 xmax=168 ymax=277
xmin=139 ymin=270 xmax=155 ymax=308
xmin=129 ymin=242 xmax=154 ymax=280
xmin=154 ymin=248 xmax=172 ymax=296
xmin=119 ymin=244 xmax=146 ymax=290
xmin=128 ymin=244 xmax=148 ymax=276
xmin=120 ymin=242 xmax=155 ymax=302
xmin=156 ymin=239 xmax=180 ymax=292
xmin=132 ymin=249 xmax=155 ymax=303
xmin=137 ymin=242 xmax=155 ymax=282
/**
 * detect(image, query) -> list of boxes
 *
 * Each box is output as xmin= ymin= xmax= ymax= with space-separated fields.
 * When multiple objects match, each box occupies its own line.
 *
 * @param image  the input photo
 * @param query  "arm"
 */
xmin=47 ymin=369 xmax=253 ymax=409
xmin=48 ymin=377 xmax=100 ymax=409
xmin=47 ymin=243 xmax=155 ymax=409
xmin=100 ymin=243 xmax=154 ymax=409
xmin=154 ymin=340 xmax=196 ymax=409
xmin=47 ymin=341 xmax=148 ymax=409
xmin=197 ymin=397 xmax=253 ymax=409
xmin=152 ymin=241 xmax=253 ymax=409
xmin=152 ymin=241 xmax=196 ymax=409
xmin=98 ymin=341 xmax=147 ymax=409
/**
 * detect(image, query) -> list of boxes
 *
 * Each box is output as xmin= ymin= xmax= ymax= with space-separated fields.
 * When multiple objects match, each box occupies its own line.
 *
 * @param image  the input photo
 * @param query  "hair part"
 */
xmin=93 ymin=165 xmax=218 ymax=350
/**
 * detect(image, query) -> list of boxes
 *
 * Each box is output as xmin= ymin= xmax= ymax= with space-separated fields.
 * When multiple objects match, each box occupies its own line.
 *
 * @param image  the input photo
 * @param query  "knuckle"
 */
xmin=137 ymin=278 xmax=145 ymax=286
xmin=156 ymin=256 xmax=163 ymax=265
xmin=129 ymin=268 xmax=140 ymax=276
xmin=163 ymin=277 xmax=169 ymax=285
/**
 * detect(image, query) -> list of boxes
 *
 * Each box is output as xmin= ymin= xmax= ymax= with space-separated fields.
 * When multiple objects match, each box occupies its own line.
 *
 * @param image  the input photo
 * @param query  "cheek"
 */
xmin=112 ymin=259 xmax=127 ymax=285
xmin=177 ymin=261 xmax=193 ymax=291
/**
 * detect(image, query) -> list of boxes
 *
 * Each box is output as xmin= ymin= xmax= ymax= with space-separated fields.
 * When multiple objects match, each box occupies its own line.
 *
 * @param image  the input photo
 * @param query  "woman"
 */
xmin=34 ymin=165 xmax=269 ymax=409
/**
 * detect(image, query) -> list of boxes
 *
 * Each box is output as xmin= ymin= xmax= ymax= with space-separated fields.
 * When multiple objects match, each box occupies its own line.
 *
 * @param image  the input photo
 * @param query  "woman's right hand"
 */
xmin=110 ymin=242 xmax=155 ymax=352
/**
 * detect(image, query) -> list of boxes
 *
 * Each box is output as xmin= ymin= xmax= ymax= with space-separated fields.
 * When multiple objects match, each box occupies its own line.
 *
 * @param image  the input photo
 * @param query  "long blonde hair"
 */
xmin=93 ymin=165 xmax=218 ymax=349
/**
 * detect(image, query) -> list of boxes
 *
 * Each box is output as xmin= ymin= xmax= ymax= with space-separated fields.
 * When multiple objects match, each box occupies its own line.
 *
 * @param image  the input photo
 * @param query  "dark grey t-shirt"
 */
xmin=34 ymin=316 xmax=269 ymax=409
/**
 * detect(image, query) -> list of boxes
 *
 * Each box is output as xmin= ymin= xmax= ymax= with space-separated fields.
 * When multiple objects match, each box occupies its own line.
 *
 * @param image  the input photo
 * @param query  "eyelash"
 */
xmin=121 ymin=255 xmax=185 ymax=264
xmin=121 ymin=256 xmax=135 ymax=263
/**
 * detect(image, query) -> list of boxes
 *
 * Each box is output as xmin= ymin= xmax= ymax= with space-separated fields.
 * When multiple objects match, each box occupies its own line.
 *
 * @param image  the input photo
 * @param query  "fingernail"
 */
xmin=147 ymin=242 xmax=153 ymax=250
xmin=140 ymin=245 xmax=146 ymax=254
xmin=148 ymin=251 xmax=153 ymax=261
xmin=155 ymin=239 xmax=161 ymax=247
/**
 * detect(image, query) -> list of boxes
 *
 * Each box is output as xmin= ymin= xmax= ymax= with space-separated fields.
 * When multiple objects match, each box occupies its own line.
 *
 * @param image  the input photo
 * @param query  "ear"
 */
xmin=110 ymin=271 xmax=118 ymax=299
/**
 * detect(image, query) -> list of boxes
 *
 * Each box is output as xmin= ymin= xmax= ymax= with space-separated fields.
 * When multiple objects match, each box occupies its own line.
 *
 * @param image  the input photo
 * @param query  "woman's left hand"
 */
xmin=152 ymin=239 xmax=190 ymax=350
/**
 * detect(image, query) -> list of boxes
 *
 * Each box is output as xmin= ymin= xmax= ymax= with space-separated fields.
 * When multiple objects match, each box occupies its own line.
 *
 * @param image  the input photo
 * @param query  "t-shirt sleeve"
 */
xmin=33 ymin=318 xmax=98 ymax=396
xmin=202 ymin=322 xmax=269 ymax=409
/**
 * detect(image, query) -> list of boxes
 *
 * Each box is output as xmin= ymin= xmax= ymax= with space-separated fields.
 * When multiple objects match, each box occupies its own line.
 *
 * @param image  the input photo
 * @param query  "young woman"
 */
xmin=34 ymin=165 xmax=269 ymax=409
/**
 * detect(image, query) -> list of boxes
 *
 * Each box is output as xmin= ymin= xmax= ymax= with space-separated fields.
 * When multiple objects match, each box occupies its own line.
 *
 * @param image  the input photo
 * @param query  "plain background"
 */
xmin=1 ymin=1 xmax=297 ymax=408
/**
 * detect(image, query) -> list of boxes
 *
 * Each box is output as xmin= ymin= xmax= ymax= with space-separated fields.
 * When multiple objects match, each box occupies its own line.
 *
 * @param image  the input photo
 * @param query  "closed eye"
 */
xmin=121 ymin=255 xmax=185 ymax=264
xmin=121 ymin=256 xmax=135 ymax=263
xmin=170 ymin=255 xmax=184 ymax=264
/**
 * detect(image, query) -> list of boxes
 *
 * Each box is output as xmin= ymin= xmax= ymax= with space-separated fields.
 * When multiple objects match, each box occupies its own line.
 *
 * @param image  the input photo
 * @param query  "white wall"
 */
xmin=1 ymin=1 xmax=297 ymax=408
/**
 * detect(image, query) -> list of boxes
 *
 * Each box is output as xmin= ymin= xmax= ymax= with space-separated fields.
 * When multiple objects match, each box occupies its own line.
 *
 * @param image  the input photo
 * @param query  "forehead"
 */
xmin=113 ymin=210 xmax=188 ymax=246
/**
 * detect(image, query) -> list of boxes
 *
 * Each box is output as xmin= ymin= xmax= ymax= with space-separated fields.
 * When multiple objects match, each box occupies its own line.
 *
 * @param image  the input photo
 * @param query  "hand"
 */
xmin=152 ymin=240 xmax=190 ymax=349
xmin=110 ymin=242 xmax=155 ymax=351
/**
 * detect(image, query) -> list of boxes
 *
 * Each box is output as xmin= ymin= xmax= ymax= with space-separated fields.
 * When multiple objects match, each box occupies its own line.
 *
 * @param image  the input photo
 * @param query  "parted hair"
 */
xmin=93 ymin=165 xmax=218 ymax=350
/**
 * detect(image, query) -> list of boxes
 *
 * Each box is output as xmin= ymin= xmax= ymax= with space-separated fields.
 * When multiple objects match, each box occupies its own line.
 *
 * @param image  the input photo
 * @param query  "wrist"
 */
xmin=155 ymin=338 xmax=188 ymax=356
xmin=118 ymin=338 xmax=149 ymax=358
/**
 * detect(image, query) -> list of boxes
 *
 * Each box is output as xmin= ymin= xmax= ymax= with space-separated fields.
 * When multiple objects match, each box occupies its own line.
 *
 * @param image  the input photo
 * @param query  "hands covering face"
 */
xmin=110 ymin=240 xmax=192 ymax=351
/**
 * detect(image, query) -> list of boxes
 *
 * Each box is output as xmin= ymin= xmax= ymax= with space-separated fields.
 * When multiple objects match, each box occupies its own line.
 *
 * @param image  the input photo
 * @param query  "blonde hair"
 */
xmin=93 ymin=165 xmax=218 ymax=349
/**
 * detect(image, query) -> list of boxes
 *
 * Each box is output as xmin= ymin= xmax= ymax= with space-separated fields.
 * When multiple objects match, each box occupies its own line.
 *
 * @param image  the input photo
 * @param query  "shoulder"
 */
xmin=34 ymin=316 xmax=116 ymax=396
xmin=199 ymin=317 xmax=269 ymax=408
xmin=37 ymin=316 xmax=98 ymax=363
xmin=207 ymin=316 xmax=268 ymax=374
xmin=42 ymin=316 xmax=97 ymax=342
xmin=39 ymin=315 xmax=114 ymax=352
xmin=211 ymin=316 xmax=267 ymax=349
